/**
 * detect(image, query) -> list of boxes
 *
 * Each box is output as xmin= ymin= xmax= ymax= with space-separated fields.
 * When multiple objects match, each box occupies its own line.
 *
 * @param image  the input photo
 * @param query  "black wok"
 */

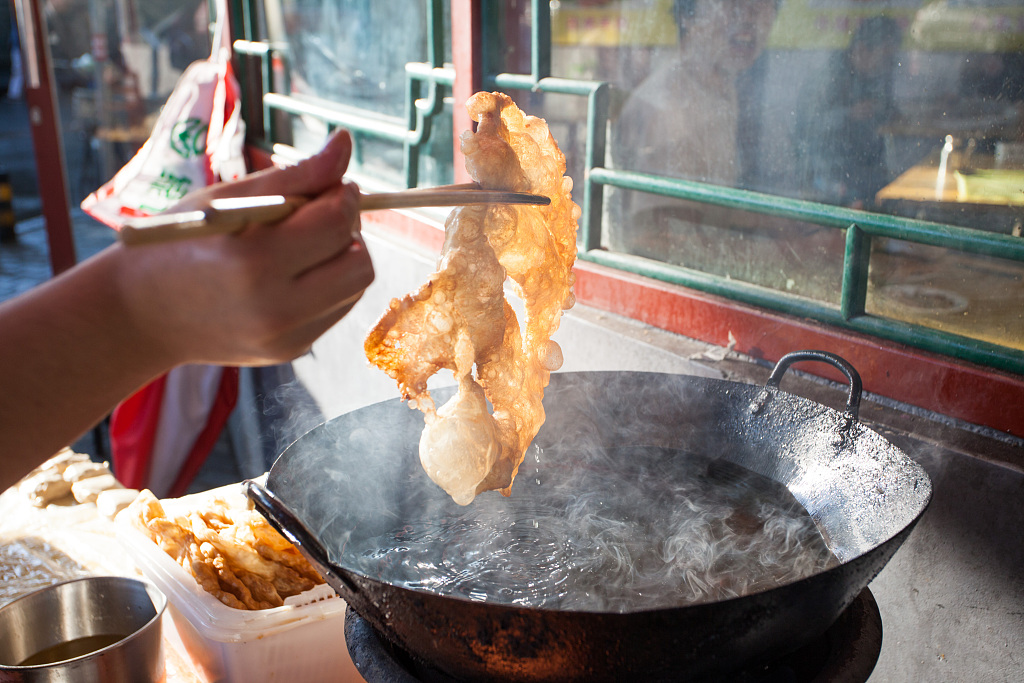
xmin=247 ymin=351 xmax=931 ymax=682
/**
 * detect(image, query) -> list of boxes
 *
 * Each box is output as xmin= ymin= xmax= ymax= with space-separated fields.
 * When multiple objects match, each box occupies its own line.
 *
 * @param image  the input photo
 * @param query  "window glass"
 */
xmin=45 ymin=0 xmax=212 ymax=201
xmin=257 ymin=0 xmax=452 ymax=186
xmin=261 ymin=0 xmax=430 ymax=114
xmin=531 ymin=0 xmax=1024 ymax=348
xmin=867 ymin=239 xmax=1024 ymax=352
xmin=611 ymin=191 xmax=847 ymax=304
xmin=231 ymin=0 xmax=1022 ymax=354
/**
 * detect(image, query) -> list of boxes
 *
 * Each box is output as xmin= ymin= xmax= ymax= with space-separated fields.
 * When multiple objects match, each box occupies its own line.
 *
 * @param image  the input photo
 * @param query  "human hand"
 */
xmin=109 ymin=130 xmax=375 ymax=367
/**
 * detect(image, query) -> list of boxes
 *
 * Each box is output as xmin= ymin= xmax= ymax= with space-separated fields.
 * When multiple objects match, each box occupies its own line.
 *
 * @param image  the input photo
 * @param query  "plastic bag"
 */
xmin=80 ymin=1 xmax=245 ymax=228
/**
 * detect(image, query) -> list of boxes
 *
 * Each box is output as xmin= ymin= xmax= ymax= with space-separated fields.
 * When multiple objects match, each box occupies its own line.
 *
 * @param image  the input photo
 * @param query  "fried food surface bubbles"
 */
xmin=123 ymin=489 xmax=325 ymax=610
xmin=365 ymin=91 xmax=579 ymax=505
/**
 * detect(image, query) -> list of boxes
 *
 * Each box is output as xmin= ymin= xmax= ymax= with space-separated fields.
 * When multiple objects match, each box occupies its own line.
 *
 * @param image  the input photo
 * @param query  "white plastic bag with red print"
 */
xmin=80 ymin=0 xmax=245 ymax=228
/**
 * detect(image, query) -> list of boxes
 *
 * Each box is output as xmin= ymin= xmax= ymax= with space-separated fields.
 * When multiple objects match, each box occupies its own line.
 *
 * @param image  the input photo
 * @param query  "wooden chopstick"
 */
xmin=119 ymin=186 xmax=549 ymax=246
xmin=359 ymin=187 xmax=549 ymax=212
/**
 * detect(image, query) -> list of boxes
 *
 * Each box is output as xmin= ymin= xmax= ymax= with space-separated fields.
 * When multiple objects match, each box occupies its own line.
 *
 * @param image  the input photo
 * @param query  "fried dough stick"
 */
xmin=123 ymin=489 xmax=324 ymax=609
xmin=365 ymin=92 xmax=579 ymax=505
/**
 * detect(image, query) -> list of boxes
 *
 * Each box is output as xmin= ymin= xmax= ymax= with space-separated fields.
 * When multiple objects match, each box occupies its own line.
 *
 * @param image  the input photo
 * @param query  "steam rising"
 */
xmin=259 ymin=376 xmax=325 ymax=460
xmin=345 ymin=444 xmax=838 ymax=612
xmin=264 ymin=371 xmax=931 ymax=617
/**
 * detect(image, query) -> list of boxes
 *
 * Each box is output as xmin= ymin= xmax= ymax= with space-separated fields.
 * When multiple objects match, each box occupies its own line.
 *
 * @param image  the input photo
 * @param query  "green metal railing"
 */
xmin=232 ymin=0 xmax=451 ymax=188
xmin=230 ymin=0 xmax=1024 ymax=376
xmin=481 ymin=2 xmax=1024 ymax=376
xmin=587 ymin=170 xmax=1024 ymax=374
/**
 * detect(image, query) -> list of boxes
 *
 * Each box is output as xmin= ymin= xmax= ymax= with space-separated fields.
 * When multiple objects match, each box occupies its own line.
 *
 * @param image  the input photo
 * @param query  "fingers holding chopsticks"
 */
xmin=256 ymin=235 xmax=374 ymax=362
xmin=238 ymin=179 xmax=363 ymax=278
xmin=238 ymin=181 xmax=374 ymax=331
xmin=167 ymin=125 xmax=369 ymax=292
xmin=173 ymin=129 xmax=355 ymax=213
xmin=124 ymin=126 xmax=547 ymax=246
xmin=108 ymin=129 xmax=374 ymax=366
xmin=204 ymin=139 xmax=373 ymax=359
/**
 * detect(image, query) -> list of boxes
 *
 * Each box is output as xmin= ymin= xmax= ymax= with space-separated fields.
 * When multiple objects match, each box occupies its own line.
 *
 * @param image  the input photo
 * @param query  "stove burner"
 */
xmin=345 ymin=588 xmax=883 ymax=683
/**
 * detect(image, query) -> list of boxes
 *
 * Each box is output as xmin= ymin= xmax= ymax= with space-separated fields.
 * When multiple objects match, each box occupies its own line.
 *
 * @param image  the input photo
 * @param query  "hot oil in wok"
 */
xmin=346 ymin=445 xmax=839 ymax=612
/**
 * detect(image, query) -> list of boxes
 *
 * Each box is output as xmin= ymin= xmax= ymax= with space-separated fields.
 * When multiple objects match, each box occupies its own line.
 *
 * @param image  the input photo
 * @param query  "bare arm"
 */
xmin=0 ymin=131 xmax=374 ymax=489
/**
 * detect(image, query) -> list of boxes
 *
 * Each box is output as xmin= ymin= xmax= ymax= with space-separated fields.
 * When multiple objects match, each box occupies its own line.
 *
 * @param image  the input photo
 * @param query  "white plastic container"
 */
xmin=117 ymin=519 xmax=361 ymax=682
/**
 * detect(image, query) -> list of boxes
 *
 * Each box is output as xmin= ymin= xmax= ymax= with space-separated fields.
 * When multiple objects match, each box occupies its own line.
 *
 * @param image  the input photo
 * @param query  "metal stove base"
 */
xmin=345 ymin=587 xmax=883 ymax=683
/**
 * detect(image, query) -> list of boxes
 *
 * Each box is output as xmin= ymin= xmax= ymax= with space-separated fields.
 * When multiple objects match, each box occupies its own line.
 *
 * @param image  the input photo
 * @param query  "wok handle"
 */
xmin=765 ymin=350 xmax=863 ymax=421
xmin=245 ymin=479 xmax=359 ymax=594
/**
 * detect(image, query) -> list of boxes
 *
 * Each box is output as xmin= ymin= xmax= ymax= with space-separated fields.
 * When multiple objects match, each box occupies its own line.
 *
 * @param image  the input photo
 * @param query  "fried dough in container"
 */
xmin=62 ymin=460 xmax=111 ymax=483
xmin=121 ymin=489 xmax=325 ymax=610
xmin=366 ymin=91 xmax=579 ymax=505
xmin=71 ymin=472 xmax=123 ymax=504
xmin=18 ymin=448 xmax=91 ymax=507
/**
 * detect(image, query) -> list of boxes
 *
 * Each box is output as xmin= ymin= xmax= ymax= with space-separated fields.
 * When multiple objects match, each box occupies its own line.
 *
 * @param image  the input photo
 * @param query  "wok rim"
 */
xmin=253 ymin=368 xmax=933 ymax=617
xmin=251 ymin=364 xmax=934 ymax=682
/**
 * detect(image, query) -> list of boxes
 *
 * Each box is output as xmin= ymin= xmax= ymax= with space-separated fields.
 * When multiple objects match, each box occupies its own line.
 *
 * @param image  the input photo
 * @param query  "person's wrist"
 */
xmin=103 ymin=244 xmax=188 ymax=373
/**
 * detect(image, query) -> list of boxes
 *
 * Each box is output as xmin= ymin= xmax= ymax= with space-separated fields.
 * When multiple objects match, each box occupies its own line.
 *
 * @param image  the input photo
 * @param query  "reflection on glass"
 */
xmin=601 ymin=0 xmax=785 ymax=294
xmin=546 ymin=1 xmax=1024 ymax=215
xmin=260 ymin=0 xmax=451 ymax=184
xmin=44 ymin=0 xmax=212 ymax=200
xmin=265 ymin=0 xmax=431 ymax=115
xmin=610 ymin=192 xmax=846 ymax=302
xmin=867 ymin=240 xmax=1024 ymax=352
xmin=538 ymin=1 xmax=1024 ymax=350
xmin=609 ymin=0 xmax=779 ymax=187
xmin=795 ymin=16 xmax=902 ymax=209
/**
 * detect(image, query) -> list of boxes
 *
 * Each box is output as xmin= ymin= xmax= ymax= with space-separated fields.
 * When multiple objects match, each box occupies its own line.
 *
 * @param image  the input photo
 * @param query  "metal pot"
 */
xmin=0 ymin=576 xmax=166 ymax=683
xmin=248 ymin=350 xmax=932 ymax=682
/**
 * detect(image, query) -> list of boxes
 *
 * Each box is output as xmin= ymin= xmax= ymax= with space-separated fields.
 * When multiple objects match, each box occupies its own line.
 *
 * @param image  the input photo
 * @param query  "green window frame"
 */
xmin=228 ymin=0 xmax=1024 ymax=377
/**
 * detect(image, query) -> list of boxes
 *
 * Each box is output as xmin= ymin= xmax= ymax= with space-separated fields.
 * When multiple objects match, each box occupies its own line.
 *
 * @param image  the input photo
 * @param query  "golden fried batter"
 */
xmin=122 ymin=490 xmax=324 ymax=610
xmin=365 ymin=92 xmax=579 ymax=505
